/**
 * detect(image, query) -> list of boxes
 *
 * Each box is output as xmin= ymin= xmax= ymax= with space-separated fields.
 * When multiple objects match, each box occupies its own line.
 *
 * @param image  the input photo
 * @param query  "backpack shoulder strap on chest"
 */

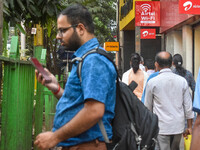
xmin=74 ymin=47 xmax=117 ymax=83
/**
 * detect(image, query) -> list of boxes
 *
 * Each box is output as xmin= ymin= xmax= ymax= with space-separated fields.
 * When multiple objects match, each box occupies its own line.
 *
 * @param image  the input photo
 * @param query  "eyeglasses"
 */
xmin=57 ymin=24 xmax=78 ymax=37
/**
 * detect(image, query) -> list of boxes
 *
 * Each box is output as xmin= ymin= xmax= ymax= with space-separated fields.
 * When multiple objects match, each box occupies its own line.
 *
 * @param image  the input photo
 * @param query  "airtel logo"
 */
xmin=183 ymin=1 xmax=193 ymax=11
xmin=142 ymin=31 xmax=149 ymax=37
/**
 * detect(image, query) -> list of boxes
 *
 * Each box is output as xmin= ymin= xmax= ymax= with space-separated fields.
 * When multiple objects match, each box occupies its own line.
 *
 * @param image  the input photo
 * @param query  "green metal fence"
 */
xmin=44 ymin=87 xmax=57 ymax=131
xmin=0 ymin=57 xmax=35 ymax=149
xmin=0 ymin=36 xmax=59 ymax=150
xmin=44 ymin=75 xmax=63 ymax=132
xmin=0 ymin=36 xmax=35 ymax=150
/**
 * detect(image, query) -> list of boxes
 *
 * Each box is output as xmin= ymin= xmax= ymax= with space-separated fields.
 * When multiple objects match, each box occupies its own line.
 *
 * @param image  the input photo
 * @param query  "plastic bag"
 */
xmin=184 ymin=135 xmax=192 ymax=150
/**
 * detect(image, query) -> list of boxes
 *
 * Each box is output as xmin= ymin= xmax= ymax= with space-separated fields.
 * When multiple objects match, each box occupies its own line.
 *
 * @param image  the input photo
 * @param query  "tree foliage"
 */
xmin=3 ymin=0 xmax=62 ymax=26
xmin=3 ymin=0 xmax=116 ymax=45
xmin=2 ymin=0 xmax=117 ymax=75
xmin=58 ymin=0 xmax=117 ymax=44
xmin=2 ymin=0 xmax=63 ymax=56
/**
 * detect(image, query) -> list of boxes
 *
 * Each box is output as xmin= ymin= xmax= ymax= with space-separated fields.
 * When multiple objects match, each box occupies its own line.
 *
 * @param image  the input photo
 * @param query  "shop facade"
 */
xmin=160 ymin=0 xmax=200 ymax=78
xmin=119 ymin=0 xmax=161 ymax=73
xmin=119 ymin=0 xmax=200 ymax=78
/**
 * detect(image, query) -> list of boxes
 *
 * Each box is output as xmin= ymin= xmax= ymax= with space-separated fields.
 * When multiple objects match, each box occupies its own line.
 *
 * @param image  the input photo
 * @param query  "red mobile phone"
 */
xmin=29 ymin=57 xmax=52 ymax=83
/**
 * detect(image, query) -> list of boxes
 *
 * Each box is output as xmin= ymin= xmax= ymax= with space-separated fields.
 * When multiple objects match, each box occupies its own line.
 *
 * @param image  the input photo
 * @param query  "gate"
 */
xmin=0 ymin=36 xmax=59 ymax=150
xmin=0 ymin=36 xmax=35 ymax=149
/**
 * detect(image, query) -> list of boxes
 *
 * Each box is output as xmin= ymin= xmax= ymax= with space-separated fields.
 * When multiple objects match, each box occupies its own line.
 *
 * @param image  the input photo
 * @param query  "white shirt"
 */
xmin=144 ymin=68 xmax=194 ymax=135
xmin=121 ymin=68 xmax=132 ymax=85
xmin=139 ymin=64 xmax=146 ymax=72
xmin=146 ymin=69 xmax=155 ymax=76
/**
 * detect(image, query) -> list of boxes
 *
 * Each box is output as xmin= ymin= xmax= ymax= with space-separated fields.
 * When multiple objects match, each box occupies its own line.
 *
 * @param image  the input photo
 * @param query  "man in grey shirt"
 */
xmin=144 ymin=51 xmax=194 ymax=150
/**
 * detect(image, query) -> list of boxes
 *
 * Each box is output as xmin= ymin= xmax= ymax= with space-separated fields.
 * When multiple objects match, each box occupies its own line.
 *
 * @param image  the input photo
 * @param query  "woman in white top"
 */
xmin=122 ymin=53 xmax=148 ymax=100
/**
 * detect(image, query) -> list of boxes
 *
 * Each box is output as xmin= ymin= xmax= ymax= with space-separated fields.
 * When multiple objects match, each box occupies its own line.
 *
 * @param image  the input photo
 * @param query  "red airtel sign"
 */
xmin=140 ymin=29 xmax=156 ymax=39
xmin=179 ymin=0 xmax=200 ymax=14
xmin=135 ymin=1 xmax=160 ymax=26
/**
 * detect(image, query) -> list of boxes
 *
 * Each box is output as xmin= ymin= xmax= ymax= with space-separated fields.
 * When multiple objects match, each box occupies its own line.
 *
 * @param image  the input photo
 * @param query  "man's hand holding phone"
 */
xmin=35 ymin=68 xmax=59 ymax=92
xmin=29 ymin=57 xmax=52 ymax=83
xmin=29 ymin=57 xmax=63 ymax=98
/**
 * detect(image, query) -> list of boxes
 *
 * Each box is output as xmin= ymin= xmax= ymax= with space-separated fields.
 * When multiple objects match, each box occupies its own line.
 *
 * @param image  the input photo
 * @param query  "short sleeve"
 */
xmin=81 ymin=53 xmax=116 ymax=104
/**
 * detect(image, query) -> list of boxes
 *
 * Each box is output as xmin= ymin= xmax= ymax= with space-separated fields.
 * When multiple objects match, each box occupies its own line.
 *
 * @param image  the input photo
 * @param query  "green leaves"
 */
xmin=3 ymin=0 xmax=116 ymax=44
xmin=86 ymin=0 xmax=117 ymax=44
xmin=2 ymin=0 xmax=117 ymax=61
xmin=3 ymin=0 xmax=61 ymax=26
xmin=16 ymin=24 xmax=26 ymax=34
xmin=37 ymin=0 xmax=44 ymax=6
xmin=29 ymin=5 xmax=42 ymax=17
xmin=46 ymin=3 xmax=55 ymax=16
xmin=64 ymin=0 xmax=117 ymax=44
xmin=16 ymin=0 xmax=25 ymax=11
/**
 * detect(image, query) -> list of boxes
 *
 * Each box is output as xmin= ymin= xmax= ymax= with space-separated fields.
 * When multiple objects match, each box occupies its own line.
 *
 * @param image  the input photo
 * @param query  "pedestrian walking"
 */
xmin=172 ymin=54 xmax=195 ymax=92
xmin=34 ymin=4 xmax=117 ymax=150
xmin=141 ymin=58 xmax=159 ymax=103
xmin=145 ymin=59 xmax=156 ymax=76
xmin=144 ymin=51 xmax=194 ymax=150
xmin=122 ymin=53 xmax=148 ymax=100
xmin=172 ymin=54 xmax=196 ymax=149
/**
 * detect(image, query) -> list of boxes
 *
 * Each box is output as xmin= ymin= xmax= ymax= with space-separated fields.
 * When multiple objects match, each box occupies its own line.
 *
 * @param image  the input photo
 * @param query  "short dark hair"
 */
xmin=60 ymin=4 xmax=94 ymax=34
xmin=145 ymin=59 xmax=155 ymax=70
xmin=155 ymin=52 xmax=172 ymax=68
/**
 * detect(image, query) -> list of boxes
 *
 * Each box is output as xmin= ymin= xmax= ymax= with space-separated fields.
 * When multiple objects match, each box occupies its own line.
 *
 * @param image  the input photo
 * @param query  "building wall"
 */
xmin=165 ymin=32 xmax=175 ymax=55
xmin=182 ymin=25 xmax=193 ymax=73
xmin=166 ymin=31 xmax=182 ymax=56
xmin=165 ymin=31 xmax=184 ymax=65
xmin=174 ymin=31 xmax=182 ymax=56
xmin=160 ymin=0 xmax=193 ymax=33
xmin=159 ymin=0 xmax=199 ymax=80
xmin=165 ymin=26 xmax=194 ymax=76
xmin=122 ymin=30 xmax=135 ymax=73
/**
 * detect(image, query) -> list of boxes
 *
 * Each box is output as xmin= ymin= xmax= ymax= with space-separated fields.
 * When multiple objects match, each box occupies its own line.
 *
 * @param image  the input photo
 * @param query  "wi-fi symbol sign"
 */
xmin=140 ymin=4 xmax=151 ymax=12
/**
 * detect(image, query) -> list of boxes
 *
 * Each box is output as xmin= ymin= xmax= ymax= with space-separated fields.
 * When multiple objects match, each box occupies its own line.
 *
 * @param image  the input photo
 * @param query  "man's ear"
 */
xmin=155 ymin=62 xmax=159 ymax=71
xmin=76 ymin=23 xmax=86 ymax=36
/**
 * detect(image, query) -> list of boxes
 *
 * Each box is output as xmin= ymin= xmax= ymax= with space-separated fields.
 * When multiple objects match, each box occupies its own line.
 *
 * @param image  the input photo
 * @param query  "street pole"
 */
xmin=0 ymin=0 xmax=3 ymax=100
xmin=135 ymin=26 xmax=141 ymax=54
xmin=117 ymin=0 xmax=122 ymax=78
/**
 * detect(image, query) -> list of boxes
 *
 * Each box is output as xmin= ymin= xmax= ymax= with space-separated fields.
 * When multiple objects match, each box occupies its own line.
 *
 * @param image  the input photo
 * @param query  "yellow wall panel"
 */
xmin=119 ymin=0 xmax=151 ymax=31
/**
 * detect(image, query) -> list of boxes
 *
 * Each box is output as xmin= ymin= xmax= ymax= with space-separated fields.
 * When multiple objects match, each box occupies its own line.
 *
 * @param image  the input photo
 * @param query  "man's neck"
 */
xmin=81 ymin=34 xmax=95 ymax=45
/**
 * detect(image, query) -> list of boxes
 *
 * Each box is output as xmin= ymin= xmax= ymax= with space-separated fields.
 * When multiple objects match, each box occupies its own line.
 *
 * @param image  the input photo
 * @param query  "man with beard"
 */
xmin=34 ymin=4 xmax=117 ymax=150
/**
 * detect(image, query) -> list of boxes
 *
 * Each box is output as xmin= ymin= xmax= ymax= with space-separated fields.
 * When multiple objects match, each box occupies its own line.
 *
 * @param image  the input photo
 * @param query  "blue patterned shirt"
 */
xmin=53 ymin=38 xmax=117 ymax=147
xmin=173 ymin=68 xmax=195 ymax=92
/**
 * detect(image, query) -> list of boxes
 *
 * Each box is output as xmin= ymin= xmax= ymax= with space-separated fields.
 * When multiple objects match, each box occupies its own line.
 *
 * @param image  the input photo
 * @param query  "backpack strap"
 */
xmin=72 ymin=47 xmax=117 ymax=143
xmin=73 ymin=47 xmax=116 ymax=83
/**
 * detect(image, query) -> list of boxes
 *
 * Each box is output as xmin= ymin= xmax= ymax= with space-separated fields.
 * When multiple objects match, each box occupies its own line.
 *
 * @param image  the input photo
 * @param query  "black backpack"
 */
xmin=72 ymin=47 xmax=159 ymax=150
